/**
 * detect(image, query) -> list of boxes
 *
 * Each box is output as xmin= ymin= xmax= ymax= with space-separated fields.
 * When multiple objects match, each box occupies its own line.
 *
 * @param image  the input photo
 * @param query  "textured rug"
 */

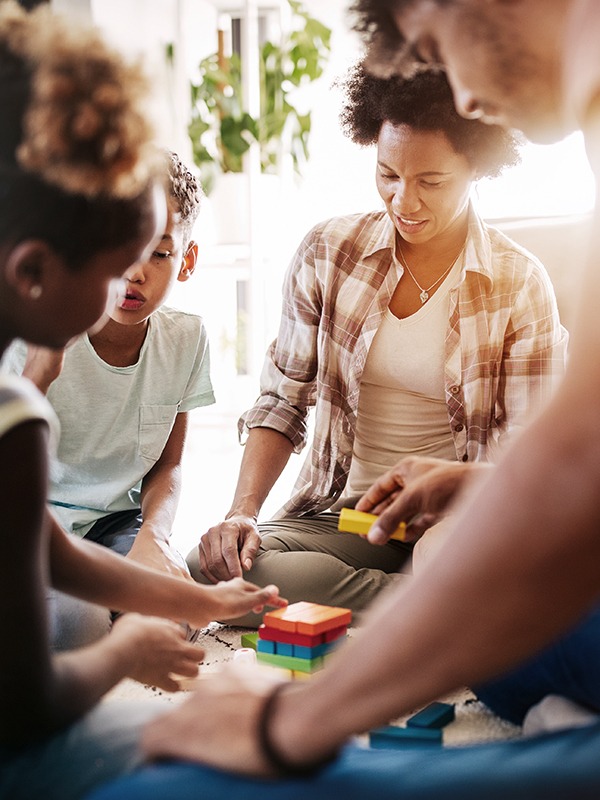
xmin=104 ymin=622 xmax=522 ymax=746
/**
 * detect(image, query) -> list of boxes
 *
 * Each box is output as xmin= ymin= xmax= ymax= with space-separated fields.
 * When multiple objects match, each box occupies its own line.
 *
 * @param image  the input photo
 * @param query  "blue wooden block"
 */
xmin=369 ymin=725 xmax=442 ymax=749
xmin=257 ymin=639 xmax=276 ymax=655
xmin=276 ymin=642 xmax=294 ymax=657
xmin=406 ymin=702 xmax=455 ymax=730
xmin=293 ymin=642 xmax=329 ymax=659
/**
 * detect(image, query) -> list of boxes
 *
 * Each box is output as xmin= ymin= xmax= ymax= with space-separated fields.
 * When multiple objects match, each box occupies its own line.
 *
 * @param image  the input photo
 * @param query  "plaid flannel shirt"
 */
xmin=240 ymin=207 xmax=568 ymax=517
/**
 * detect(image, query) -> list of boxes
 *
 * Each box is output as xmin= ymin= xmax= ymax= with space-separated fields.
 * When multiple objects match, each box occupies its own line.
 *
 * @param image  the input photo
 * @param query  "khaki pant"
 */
xmin=187 ymin=512 xmax=413 ymax=627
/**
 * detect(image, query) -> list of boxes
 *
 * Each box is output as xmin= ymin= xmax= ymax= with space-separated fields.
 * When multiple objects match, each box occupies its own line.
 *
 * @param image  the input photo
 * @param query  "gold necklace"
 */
xmin=398 ymin=244 xmax=463 ymax=304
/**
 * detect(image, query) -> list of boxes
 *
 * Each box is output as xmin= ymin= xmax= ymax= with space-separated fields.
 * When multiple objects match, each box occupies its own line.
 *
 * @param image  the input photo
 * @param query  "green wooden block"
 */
xmin=257 ymin=651 xmax=324 ymax=673
xmin=240 ymin=631 xmax=259 ymax=651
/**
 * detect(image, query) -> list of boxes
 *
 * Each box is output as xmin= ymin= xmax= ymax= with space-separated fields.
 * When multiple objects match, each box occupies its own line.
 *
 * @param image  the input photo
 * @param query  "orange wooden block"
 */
xmin=296 ymin=606 xmax=352 ymax=636
xmin=263 ymin=602 xmax=352 ymax=636
xmin=263 ymin=601 xmax=317 ymax=632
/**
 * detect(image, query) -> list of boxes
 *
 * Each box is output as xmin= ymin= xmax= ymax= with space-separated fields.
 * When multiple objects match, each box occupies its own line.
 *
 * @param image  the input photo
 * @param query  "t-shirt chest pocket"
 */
xmin=138 ymin=404 xmax=178 ymax=462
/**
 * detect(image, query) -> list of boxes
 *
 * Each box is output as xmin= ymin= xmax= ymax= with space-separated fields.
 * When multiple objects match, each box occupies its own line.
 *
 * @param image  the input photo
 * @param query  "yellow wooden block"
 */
xmin=338 ymin=508 xmax=406 ymax=542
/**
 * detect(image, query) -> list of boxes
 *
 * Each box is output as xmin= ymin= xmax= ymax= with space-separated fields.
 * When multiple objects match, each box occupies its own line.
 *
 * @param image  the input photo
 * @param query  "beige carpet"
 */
xmin=104 ymin=622 xmax=522 ymax=746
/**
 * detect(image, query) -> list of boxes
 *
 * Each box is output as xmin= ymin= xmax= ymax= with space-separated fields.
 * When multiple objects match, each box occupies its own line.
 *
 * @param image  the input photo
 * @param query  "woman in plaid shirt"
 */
xmin=190 ymin=66 xmax=567 ymax=622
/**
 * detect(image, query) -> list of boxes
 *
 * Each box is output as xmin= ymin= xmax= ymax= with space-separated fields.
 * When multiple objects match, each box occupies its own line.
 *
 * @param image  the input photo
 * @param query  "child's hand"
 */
xmin=205 ymin=577 xmax=287 ymax=623
xmin=111 ymin=614 xmax=202 ymax=692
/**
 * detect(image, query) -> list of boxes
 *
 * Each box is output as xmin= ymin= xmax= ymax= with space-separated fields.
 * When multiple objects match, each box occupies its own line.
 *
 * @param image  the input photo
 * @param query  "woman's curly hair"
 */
xmin=340 ymin=63 xmax=521 ymax=178
xmin=0 ymin=0 xmax=157 ymax=198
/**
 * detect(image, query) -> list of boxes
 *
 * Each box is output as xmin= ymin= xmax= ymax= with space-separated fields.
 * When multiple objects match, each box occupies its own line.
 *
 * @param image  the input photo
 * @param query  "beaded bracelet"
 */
xmin=257 ymin=683 xmax=340 ymax=778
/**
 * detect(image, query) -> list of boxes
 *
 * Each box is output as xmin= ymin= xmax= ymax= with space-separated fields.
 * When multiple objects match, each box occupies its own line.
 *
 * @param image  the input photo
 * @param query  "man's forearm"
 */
xmin=275 ymin=382 xmax=600 ymax=760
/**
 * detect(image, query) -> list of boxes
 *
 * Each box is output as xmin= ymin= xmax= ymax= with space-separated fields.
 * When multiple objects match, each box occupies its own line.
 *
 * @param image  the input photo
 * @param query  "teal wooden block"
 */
xmin=406 ymin=702 xmax=455 ymax=730
xmin=369 ymin=725 xmax=442 ymax=749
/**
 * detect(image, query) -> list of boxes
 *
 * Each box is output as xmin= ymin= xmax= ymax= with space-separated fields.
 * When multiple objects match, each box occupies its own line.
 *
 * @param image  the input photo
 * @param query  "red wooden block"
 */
xmin=258 ymin=624 xmax=324 ymax=648
xmin=323 ymin=624 xmax=348 ymax=643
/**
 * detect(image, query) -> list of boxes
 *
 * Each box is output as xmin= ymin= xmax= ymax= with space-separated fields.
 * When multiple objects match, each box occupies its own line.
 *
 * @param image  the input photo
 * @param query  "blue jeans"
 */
xmin=0 ymin=700 xmax=168 ymax=800
xmin=85 ymin=723 xmax=600 ymax=800
xmin=476 ymin=604 xmax=600 ymax=724
xmin=84 ymin=509 xmax=142 ymax=556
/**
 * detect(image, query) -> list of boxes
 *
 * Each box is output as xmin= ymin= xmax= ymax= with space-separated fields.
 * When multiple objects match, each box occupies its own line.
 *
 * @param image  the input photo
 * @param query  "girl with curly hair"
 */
xmin=0 ymin=4 xmax=283 ymax=798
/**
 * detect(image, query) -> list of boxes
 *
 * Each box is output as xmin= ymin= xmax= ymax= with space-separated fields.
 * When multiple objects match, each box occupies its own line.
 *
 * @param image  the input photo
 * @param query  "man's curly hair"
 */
xmin=340 ymin=64 xmax=520 ymax=178
xmin=348 ymin=0 xmax=451 ymax=78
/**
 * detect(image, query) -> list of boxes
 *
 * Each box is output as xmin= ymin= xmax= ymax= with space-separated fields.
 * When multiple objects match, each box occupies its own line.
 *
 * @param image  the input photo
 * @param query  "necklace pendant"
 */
xmin=419 ymin=290 xmax=429 ymax=303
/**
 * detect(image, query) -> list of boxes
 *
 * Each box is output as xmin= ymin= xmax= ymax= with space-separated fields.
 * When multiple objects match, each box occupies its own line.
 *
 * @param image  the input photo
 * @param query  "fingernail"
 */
xmin=369 ymin=525 xmax=385 ymax=544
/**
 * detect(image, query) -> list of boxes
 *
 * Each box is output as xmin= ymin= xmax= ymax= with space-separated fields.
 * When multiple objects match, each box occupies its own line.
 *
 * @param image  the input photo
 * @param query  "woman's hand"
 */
xmin=142 ymin=664 xmax=287 ymax=776
xmin=357 ymin=456 xmax=490 ymax=544
xmin=198 ymin=514 xmax=261 ymax=582
xmin=110 ymin=614 xmax=202 ymax=692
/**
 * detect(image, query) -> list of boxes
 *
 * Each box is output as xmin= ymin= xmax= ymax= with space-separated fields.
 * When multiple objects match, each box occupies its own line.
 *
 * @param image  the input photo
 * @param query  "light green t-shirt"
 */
xmin=5 ymin=307 xmax=214 ymax=536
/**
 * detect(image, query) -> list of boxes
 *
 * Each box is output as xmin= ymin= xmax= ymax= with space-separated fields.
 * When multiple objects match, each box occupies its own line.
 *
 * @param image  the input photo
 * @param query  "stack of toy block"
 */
xmin=256 ymin=601 xmax=351 ymax=678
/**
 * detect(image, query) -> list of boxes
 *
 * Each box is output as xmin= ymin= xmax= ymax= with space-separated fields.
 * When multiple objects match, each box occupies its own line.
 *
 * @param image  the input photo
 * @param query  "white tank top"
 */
xmin=343 ymin=263 xmax=460 ymax=498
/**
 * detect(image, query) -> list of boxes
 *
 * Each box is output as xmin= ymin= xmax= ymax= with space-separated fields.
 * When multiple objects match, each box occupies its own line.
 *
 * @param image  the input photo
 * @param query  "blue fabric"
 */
xmin=84 ymin=509 xmax=142 ymax=556
xmin=85 ymin=724 xmax=600 ymax=800
xmin=0 ymin=701 xmax=167 ymax=800
xmin=476 ymin=604 xmax=600 ymax=724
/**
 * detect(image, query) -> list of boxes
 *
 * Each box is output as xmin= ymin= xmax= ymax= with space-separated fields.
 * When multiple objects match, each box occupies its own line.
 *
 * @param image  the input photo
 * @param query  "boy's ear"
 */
xmin=178 ymin=241 xmax=198 ymax=282
xmin=3 ymin=240 xmax=59 ymax=302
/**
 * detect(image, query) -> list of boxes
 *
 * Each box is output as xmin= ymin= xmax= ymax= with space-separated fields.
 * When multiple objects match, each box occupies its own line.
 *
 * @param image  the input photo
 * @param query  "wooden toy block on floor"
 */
xmin=406 ymin=702 xmax=455 ymax=729
xmin=263 ymin=602 xmax=352 ymax=636
xmin=258 ymin=602 xmax=351 ymax=678
xmin=258 ymin=622 xmax=348 ymax=647
xmin=240 ymin=631 xmax=258 ymax=650
xmin=257 ymin=651 xmax=324 ymax=674
xmin=338 ymin=508 xmax=407 ymax=542
xmin=369 ymin=725 xmax=442 ymax=749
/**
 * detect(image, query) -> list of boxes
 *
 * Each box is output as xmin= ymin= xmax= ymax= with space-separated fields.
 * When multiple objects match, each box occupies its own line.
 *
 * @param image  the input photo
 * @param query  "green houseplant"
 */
xmin=188 ymin=0 xmax=332 ymax=194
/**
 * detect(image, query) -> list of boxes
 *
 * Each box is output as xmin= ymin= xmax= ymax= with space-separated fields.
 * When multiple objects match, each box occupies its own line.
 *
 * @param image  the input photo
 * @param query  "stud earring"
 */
xmin=29 ymin=285 xmax=42 ymax=300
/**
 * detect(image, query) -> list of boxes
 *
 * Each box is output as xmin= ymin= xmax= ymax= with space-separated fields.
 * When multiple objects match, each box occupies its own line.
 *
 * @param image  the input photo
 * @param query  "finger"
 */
xmin=154 ymin=675 xmax=182 ymax=693
xmin=220 ymin=537 xmax=244 ymax=580
xmin=198 ymin=540 xmax=219 ymax=585
xmin=206 ymin=534 xmax=239 ymax=582
xmin=251 ymin=585 xmax=287 ymax=613
xmin=240 ymin=531 xmax=261 ymax=572
xmin=173 ymin=659 xmax=201 ymax=679
xmin=356 ymin=472 xmax=404 ymax=512
xmin=369 ymin=489 xmax=402 ymax=515
xmin=368 ymin=495 xmax=418 ymax=545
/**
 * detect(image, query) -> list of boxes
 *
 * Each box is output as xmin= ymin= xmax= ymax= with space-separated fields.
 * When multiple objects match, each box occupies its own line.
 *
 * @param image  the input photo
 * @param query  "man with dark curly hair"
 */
xmin=189 ymin=65 xmax=566 ymax=623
